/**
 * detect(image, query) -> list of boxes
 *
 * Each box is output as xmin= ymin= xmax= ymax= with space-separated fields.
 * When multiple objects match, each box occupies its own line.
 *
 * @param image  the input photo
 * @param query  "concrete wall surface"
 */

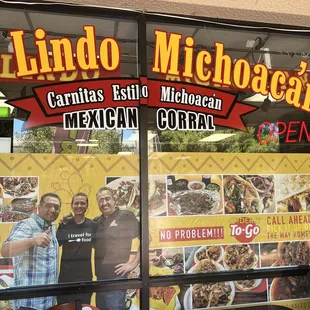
xmin=44 ymin=0 xmax=310 ymax=28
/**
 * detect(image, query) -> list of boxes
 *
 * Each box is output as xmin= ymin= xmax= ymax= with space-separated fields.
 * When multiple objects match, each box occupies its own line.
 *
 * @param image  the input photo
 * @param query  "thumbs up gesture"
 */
xmin=32 ymin=227 xmax=51 ymax=248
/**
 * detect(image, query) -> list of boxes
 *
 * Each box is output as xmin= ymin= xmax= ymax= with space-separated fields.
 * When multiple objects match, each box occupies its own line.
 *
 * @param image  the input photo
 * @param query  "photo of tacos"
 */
xmin=194 ymin=245 xmax=224 ymax=264
xmin=137 ymin=286 xmax=177 ymax=305
xmin=106 ymin=175 xmax=167 ymax=217
xmin=169 ymin=190 xmax=221 ymax=216
xmin=106 ymin=176 xmax=140 ymax=212
xmin=185 ymin=245 xmax=259 ymax=273
xmin=183 ymin=277 xmax=267 ymax=309
xmin=188 ymin=282 xmax=235 ymax=308
xmin=276 ymin=175 xmax=310 ymax=212
xmin=148 ymin=176 xmax=167 ymax=216
xmin=276 ymin=175 xmax=310 ymax=202
xmin=235 ymin=279 xmax=262 ymax=292
xmin=188 ymin=258 xmax=224 ymax=274
xmin=224 ymin=175 xmax=275 ymax=214
xmin=223 ymin=244 xmax=259 ymax=271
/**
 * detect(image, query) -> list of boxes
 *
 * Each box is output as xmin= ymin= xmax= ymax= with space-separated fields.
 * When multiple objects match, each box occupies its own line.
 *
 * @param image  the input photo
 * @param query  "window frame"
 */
xmin=0 ymin=2 xmax=310 ymax=310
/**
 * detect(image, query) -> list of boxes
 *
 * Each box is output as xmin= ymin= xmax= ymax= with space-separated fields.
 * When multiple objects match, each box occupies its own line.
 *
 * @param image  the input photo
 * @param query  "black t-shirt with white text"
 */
xmin=95 ymin=208 xmax=139 ymax=280
xmin=56 ymin=218 xmax=96 ymax=282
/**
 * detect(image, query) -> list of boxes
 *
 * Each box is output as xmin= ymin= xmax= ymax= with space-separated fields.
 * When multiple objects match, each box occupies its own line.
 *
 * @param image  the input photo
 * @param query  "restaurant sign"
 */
xmin=5 ymin=27 xmax=310 ymax=132
xmin=7 ymin=78 xmax=255 ymax=131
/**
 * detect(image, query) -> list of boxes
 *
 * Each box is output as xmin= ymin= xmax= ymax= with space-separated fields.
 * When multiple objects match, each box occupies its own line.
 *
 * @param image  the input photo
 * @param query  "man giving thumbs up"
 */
xmin=1 ymin=193 xmax=62 ymax=310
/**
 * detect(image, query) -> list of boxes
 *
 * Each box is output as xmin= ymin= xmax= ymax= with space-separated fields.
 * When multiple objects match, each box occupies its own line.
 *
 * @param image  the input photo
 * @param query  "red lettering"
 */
xmin=299 ymin=121 xmax=310 ymax=142
xmin=257 ymin=121 xmax=309 ymax=145
xmin=274 ymin=122 xmax=287 ymax=139
xmin=257 ymin=122 xmax=273 ymax=144
xmin=285 ymin=121 xmax=300 ymax=143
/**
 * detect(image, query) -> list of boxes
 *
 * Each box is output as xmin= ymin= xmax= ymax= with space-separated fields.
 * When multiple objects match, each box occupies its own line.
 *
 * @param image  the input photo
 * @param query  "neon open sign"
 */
xmin=257 ymin=121 xmax=310 ymax=144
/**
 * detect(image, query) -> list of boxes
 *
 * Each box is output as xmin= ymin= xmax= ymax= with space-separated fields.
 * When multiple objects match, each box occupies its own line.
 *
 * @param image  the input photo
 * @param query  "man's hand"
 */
xmin=32 ymin=228 xmax=51 ymax=248
xmin=115 ymin=261 xmax=137 ymax=276
xmin=59 ymin=213 xmax=73 ymax=225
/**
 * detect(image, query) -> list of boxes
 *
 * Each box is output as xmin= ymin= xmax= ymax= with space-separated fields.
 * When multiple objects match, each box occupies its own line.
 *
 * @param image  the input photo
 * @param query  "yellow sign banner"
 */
xmin=149 ymin=213 xmax=310 ymax=248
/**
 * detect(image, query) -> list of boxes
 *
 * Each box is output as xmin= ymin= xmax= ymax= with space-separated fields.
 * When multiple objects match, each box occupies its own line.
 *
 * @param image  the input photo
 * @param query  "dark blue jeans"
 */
xmin=96 ymin=290 xmax=126 ymax=310
xmin=19 ymin=308 xmax=36 ymax=310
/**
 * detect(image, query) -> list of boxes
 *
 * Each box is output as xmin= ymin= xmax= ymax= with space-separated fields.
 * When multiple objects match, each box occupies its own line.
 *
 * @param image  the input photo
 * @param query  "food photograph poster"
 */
xmin=1 ymin=152 xmax=310 ymax=309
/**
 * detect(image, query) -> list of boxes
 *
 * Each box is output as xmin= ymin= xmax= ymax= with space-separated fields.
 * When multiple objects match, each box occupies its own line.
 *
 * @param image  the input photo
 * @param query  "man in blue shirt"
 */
xmin=1 ymin=192 xmax=61 ymax=310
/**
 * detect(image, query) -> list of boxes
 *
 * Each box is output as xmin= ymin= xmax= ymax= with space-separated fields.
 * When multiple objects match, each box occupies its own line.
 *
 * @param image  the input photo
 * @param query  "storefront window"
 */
xmin=146 ymin=21 xmax=310 ymax=310
xmin=1 ymin=3 xmax=310 ymax=310
xmin=0 ymin=5 xmax=141 ymax=309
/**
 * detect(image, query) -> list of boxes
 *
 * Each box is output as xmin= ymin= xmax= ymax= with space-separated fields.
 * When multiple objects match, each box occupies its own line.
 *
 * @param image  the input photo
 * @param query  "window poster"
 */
xmin=0 ymin=153 xmax=140 ymax=309
xmin=1 ymin=153 xmax=310 ymax=309
xmin=1 ymin=154 xmax=310 ymax=309
xmin=144 ymin=152 xmax=310 ymax=310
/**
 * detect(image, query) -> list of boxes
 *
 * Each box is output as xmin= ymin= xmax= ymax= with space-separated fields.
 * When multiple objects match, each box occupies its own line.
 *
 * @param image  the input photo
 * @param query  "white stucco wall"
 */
xmin=46 ymin=0 xmax=310 ymax=27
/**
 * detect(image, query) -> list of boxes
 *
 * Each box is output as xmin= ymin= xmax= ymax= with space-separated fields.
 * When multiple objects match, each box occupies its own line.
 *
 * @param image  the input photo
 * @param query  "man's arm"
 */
xmin=1 ymin=239 xmax=36 ymax=257
xmin=56 ymin=223 xmax=66 ymax=247
xmin=115 ymin=234 xmax=152 ymax=276
xmin=1 ymin=228 xmax=51 ymax=257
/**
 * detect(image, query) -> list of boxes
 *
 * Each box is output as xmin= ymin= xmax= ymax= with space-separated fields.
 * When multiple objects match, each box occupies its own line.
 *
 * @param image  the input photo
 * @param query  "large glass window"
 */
xmin=146 ymin=20 xmax=310 ymax=310
xmin=0 ymin=3 xmax=310 ymax=310
xmin=0 ymin=6 xmax=141 ymax=309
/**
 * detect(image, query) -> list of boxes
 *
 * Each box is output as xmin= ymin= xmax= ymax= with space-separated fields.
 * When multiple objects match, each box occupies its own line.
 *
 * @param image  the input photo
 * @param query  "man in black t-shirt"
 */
xmin=94 ymin=187 xmax=140 ymax=310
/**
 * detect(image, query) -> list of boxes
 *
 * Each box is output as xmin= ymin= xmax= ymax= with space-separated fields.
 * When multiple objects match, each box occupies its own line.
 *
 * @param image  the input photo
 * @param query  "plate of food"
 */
xmin=269 ymin=276 xmax=310 ymax=301
xmin=0 ymin=210 xmax=30 ymax=223
xmin=184 ymin=281 xmax=235 ymax=309
xmin=126 ymin=269 xmax=140 ymax=298
xmin=223 ymin=244 xmax=258 ymax=270
xmin=234 ymin=278 xmax=262 ymax=291
xmin=132 ymin=287 xmax=181 ymax=310
xmin=194 ymin=245 xmax=224 ymax=264
xmin=188 ymin=181 xmax=205 ymax=191
xmin=130 ymin=264 xmax=181 ymax=310
xmin=169 ymin=190 xmax=222 ymax=216
xmin=277 ymin=241 xmax=310 ymax=266
xmin=107 ymin=177 xmax=139 ymax=210
xmin=150 ymin=250 xmax=184 ymax=274
xmin=0 ymin=197 xmax=36 ymax=223
xmin=175 ymin=179 xmax=189 ymax=191
xmin=10 ymin=198 xmax=36 ymax=214
xmin=107 ymin=176 xmax=167 ymax=216
xmin=188 ymin=259 xmax=224 ymax=273
xmin=224 ymin=175 xmax=263 ymax=214
xmin=2 ymin=177 xmax=39 ymax=198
